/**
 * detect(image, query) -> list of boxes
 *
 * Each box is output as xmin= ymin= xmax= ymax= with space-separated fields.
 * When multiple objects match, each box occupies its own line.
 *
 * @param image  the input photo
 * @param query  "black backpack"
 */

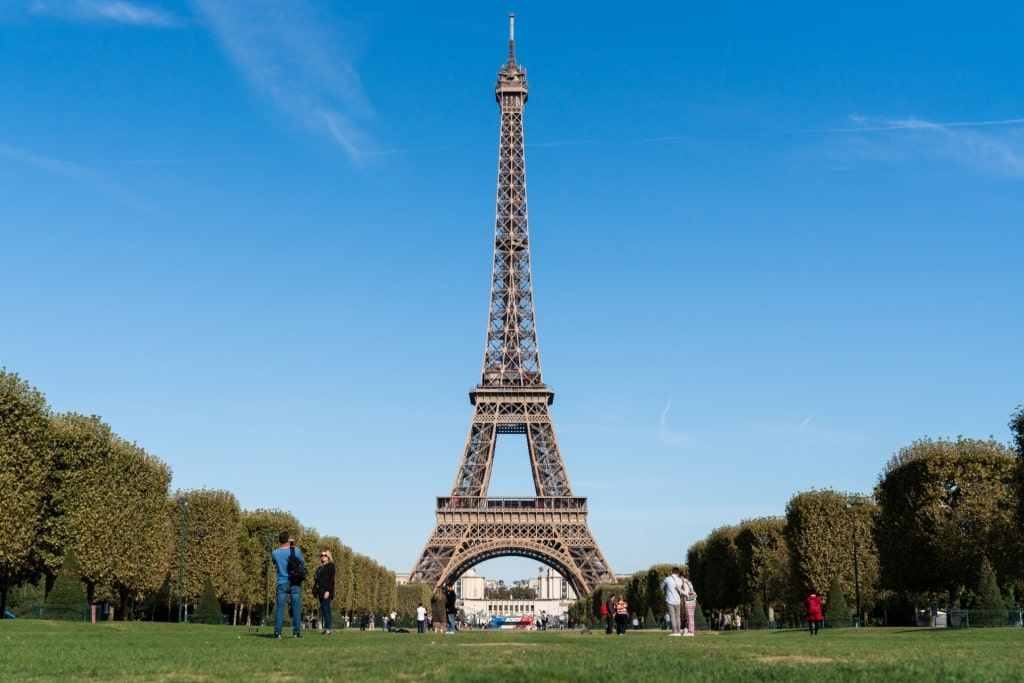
xmin=286 ymin=546 xmax=307 ymax=586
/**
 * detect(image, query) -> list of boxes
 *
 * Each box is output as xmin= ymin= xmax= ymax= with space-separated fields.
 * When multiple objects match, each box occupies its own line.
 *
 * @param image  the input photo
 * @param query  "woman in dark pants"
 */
xmin=313 ymin=550 xmax=336 ymax=634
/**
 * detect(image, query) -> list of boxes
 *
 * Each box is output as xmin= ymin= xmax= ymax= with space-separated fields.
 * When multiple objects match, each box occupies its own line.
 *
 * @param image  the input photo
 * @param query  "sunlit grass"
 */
xmin=2 ymin=620 xmax=1021 ymax=682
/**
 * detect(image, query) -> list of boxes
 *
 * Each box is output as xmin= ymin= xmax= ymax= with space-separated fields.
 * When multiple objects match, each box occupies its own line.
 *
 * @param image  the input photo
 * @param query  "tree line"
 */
xmin=0 ymin=368 xmax=396 ymax=622
xmin=572 ymin=408 xmax=1023 ymax=628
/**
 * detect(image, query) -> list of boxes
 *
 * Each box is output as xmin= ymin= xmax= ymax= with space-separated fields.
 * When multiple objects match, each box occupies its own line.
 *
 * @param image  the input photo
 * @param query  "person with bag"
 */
xmin=271 ymin=531 xmax=306 ymax=638
xmin=680 ymin=569 xmax=698 ymax=637
xmin=662 ymin=567 xmax=685 ymax=636
xmin=805 ymin=591 xmax=823 ymax=636
xmin=313 ymin=549 xmax=335 ymax=634
xmin=604 ymin=594 xmax=616 ymax=634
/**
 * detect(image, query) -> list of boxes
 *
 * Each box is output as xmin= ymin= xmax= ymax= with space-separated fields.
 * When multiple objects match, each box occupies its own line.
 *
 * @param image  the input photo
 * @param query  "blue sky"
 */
xmin=3 ymin=1 xmax=1022 ymax=584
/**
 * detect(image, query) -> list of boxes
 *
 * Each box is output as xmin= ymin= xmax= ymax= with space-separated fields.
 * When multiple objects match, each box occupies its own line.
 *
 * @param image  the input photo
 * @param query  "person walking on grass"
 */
xmin=806 ymin=591 xmax=823 ymax=635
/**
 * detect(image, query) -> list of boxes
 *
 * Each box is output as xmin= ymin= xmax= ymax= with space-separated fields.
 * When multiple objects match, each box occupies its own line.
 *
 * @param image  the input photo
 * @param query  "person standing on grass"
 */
xmin=271 ymin=531 xmax=305 ymax=639
xmin=662 ymin=567 xmax=684 ymax=636
xmin=680 ymin=569 xmax=698 ymax=636
xmin=605 ymin=593 xmax=617 ymax=634
xmin=444 ymin=583 xmax=458 ymax=633
xmin=416 ymin=602 xmax=427 ymax=633
xmin=313 ymin=550 xmax=335 ymax=634
xmin=614 ymin=596 xmax=630 ymax=635
xmin=806 ymin=591 xmax=823 ymax=635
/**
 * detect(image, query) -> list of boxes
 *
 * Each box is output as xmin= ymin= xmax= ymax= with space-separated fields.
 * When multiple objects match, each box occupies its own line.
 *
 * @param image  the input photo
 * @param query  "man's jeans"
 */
xmin=447 ymin=613 xmax=456 ymax=633
xmin=275 ymin=581 xmax=302 ymax=635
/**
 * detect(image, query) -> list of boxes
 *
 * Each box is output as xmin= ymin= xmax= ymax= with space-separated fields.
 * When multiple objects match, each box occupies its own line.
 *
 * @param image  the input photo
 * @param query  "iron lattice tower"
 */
xmin=410 ymin=15 xmax=614 ymax=596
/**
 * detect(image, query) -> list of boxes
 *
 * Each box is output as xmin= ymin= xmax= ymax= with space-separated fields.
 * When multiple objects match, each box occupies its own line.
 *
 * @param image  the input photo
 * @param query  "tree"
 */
xmin=823 ymin=575 xmax=850 ymax=628
xmin=237 ymin=508 xmax=302 ymax=625
xmin=1011 ymin=406 xmax=1024 ymax=585
xmin=873 ymin=437 xmax=1017 ymax=607
xmin=104 ymin=439 xmax=174 ymax=620
xmin=45 ymin=413 xmax=120 ymax=603
xmin=734 ymin=517 xmax=788 ymax=618
xmin=687 ymin=526 xmax=743 ymax=610
xmin=193 ymin=576 xmax=223 ymax=624
xmin=0 ymin=369 xmax=54 ymax=617
xmin=47 ymin=550 xmax=87 ymax=620
xmin=174 ymin=489 xmax=245 ymax=620
xmin=784 ymin=490 xmax=878 ymax=614
xmin=971 ymin=558 xmax=1007 ymax=627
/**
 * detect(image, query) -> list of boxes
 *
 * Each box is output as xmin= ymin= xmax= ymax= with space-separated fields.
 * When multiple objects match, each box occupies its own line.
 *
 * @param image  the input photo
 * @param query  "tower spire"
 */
xmin=508 ymin=13 xmax=516 ymax=64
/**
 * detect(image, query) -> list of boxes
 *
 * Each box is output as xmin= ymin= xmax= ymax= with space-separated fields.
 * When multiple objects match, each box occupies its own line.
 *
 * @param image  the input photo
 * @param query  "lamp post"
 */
xmin=262 ymin=533 xmax=274 ymax=625
xmin=846 ymin=500 xmax=862 ymax=627
xmin=177 ymin=497 xmax=188 ymax=623
xmin=758 ymin=534 xmax=768 ymax=607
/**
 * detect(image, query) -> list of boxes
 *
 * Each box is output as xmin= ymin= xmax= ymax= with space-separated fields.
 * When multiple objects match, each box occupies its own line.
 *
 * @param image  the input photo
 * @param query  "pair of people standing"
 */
xmin=662 ymin=566 xmax=698 ymax=637
xmin=270 ymin=531 xmax=336 ymax=638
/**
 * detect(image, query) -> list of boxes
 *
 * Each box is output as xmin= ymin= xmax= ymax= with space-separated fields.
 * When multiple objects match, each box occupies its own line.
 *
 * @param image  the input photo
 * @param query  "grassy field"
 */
xmin=2 ymin=621 xmax=1021 ymax=682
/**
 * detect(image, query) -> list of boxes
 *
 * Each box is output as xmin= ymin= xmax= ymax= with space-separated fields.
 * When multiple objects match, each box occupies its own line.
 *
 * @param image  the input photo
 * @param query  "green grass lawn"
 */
xmin=2 ymin=621 xmax=1021 ymax=682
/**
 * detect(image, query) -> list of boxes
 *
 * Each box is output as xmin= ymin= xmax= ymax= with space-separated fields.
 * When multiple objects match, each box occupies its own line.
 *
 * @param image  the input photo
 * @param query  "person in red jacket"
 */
xmin=805 ymin=591 xmax=823 ymax=635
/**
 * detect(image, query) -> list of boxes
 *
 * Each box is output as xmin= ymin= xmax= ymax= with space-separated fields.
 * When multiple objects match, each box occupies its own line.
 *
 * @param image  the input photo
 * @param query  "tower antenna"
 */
xmin=508 ymin=13 xmax=516 ymax=64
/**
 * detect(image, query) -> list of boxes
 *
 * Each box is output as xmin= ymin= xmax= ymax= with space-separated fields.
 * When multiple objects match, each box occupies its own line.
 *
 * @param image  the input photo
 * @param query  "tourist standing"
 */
xmin=662 ymin=567 xmax=684 ymax=636
xmin=270 ymin=531 xmax=305 ymax=639
xmin=604 ymin=593 xmax=617 ymax=634
xmin=313 ymin=549 xmax=335 ymax=634
xmin=614 ymin=596 xmax=630 ymax=635
xmin=680 ymin=569 xmax=698 ymax=636
xmin=444 ymin=583 xmax=458 ymax=633
xmin=416 ymin=602 xmax=427 ymax=633
xmin=806 ymin=591 xmax=823 ymax=635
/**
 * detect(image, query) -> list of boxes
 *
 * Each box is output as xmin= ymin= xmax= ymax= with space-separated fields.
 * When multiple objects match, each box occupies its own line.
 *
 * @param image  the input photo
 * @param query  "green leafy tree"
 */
xmin=105 ymin=439 xmax=174 ymax=620
xmin=47 ymin=550 xmax=87 ymax=620
xmin=46 ymin=413 xmax=120 ymax=602
xmin=824 ymin=575 xmax=851 ymax=628
xmin=174 ymin=489 xmax=245 ymax=621
xmin=194 ymin=576 xmax=223 ymax=624
xmin=237 ymin=509 xmax=301 ymax=625
xmin=873 ymin=437 xmax=1017 ymax=606
xmin=0 ymin=369 xmax=55 ymax=616
xmin=1011 ymin=406 xmax=1024 ymax=584
xmin=734 ymin=517 xmax=788 ymax=617
xmin=687 ymin=525 xmax=743 ymax=610
xmin=971 ymin=558 xmax=1007 ymax=626
xmin=784 ymin=489 xmax=879 ymax=619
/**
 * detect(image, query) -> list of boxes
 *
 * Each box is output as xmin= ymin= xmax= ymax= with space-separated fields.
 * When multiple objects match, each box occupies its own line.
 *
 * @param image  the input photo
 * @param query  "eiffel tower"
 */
xmin=409 ymin=15 xmax=614 ymax=596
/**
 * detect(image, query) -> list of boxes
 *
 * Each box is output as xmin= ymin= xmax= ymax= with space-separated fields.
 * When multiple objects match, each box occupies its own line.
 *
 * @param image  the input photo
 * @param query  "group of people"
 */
xmin=271 ymin=541 xmax=823 ymax=640
xmin=269 ymin=531 xmax=336 ymax=639
xmin=661 ymin=567 xmax=698 ymax=637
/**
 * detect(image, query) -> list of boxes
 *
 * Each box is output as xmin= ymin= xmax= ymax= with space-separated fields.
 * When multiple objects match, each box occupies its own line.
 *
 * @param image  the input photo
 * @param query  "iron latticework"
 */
xmin=410 ymin=15 xmax=614 ymax=597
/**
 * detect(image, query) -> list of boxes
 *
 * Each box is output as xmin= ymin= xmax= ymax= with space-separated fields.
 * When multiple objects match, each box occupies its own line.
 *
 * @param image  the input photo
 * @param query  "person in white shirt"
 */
xmin=661 ymin=567 xmax=684 ymax=636
xmin=416 ymin=603 xmax=427 ymax=633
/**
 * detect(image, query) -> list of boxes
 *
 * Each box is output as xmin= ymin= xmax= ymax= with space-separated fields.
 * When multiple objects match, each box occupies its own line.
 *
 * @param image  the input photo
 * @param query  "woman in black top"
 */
xmin=313 ymin=550 xmax=336 ymax=634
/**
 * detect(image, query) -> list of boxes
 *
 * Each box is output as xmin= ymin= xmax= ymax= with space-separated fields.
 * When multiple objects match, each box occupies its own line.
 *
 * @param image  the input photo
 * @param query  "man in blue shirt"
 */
xmin=271 ymin=531 xmax=305 ymax=638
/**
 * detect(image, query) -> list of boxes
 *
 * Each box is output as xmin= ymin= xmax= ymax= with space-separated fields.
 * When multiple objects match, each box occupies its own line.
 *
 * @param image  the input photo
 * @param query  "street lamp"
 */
xmin=758 ymin=534 xmax=768 ymax=612
xmin=177 ymin=497 xmax=188 ymax=624
xmin=262 ymin=533 xmax=274 ymax=625
xmin=846 ymin=500 xmax=862 ymax=627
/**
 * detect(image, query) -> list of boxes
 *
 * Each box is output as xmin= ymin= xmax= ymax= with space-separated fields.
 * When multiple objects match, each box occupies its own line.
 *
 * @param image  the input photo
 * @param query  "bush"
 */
xmin=824 ymin=576 xmax=852 ymax=628
xmin=191 ymin=577 xmax=224 ymax=625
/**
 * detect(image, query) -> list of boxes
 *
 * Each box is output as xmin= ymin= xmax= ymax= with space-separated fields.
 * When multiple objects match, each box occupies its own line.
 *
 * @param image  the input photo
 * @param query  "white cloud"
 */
xmin=188 ymin=0 xmax=373 ymax=159
xmin=30 ymin=0 xmax=181 ymax=26
xmin=816 ymin=115 xmax=1024 ymax=177
xmin=0 ymin=142 xmax=153 ymax=211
